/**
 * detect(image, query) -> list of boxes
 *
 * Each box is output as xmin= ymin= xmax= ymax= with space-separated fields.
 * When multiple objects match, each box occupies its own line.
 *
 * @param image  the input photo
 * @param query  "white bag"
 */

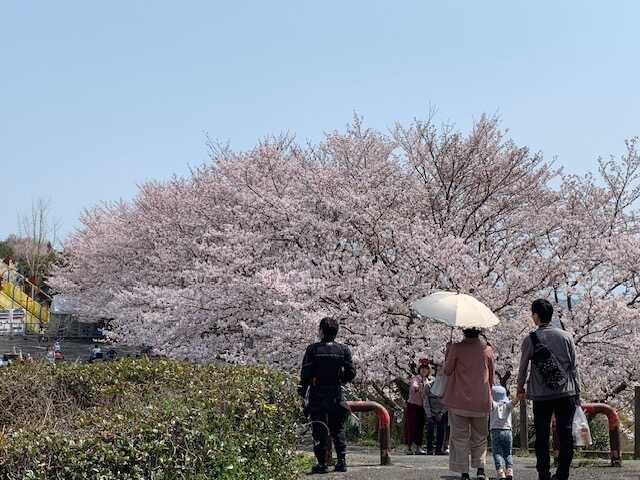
xmin=430 ymin=375 xmax=448 ymax=398
xmin=572 ymin=406 xmax=593 ymax=447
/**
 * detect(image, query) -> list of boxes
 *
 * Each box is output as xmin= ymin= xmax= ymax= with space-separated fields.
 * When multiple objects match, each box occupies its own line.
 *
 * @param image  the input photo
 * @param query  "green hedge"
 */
xmin=0 ymin=359 xmax=303 ymax=480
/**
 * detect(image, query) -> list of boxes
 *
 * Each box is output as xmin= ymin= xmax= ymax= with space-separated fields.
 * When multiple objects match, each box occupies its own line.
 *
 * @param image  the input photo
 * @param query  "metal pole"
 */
xmin=347 ymin=400 xmax=392 ymax=466
xmin=520 ymin=400 xmax=528 ymax=452
xmin=579 ymin=404 xmax=622 ymax=466
xmin=635 ymin=386 xmax=640 ymax=460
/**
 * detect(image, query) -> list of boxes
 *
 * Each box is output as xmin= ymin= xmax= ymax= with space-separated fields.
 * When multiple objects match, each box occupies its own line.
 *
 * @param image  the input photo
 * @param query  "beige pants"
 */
xmin=448 ymin=412 xmax=488 ymax=474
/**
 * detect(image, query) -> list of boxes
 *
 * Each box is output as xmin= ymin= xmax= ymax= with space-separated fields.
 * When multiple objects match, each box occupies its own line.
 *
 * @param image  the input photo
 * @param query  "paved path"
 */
xmin=317 ymin=448 xmax=640 ymax=480
xmin=0 ymin=336 xmax=139 ymax=362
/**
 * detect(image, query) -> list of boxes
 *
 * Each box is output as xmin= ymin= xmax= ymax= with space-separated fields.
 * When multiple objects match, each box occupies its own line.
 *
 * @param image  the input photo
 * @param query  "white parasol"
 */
xmin=411 ymin=291 xmax=500 ymax=329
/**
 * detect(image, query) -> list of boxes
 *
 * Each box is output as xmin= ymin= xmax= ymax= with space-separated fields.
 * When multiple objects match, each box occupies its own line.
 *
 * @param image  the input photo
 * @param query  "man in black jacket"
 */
xmin=299 ymin=317 xmax=356 ymax=474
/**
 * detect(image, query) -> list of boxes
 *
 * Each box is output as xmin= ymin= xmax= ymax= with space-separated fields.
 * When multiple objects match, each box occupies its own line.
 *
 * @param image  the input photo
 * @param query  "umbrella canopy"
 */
xmin=411 ymin=291 xmax=500 ymax=329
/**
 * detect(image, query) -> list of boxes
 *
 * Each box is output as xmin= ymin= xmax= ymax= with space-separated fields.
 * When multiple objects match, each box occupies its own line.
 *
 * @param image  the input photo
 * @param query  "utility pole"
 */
xmin=635 ymin=386 xmax=640 ymax=460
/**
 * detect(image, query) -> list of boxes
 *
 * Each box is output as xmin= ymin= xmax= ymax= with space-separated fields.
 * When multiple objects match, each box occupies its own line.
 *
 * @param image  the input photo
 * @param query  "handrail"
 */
xmin=0 ymin=268 xmax=50 ymax=326
xmin=551 ymin=402 xmax=622 ymax=467
xmin=2 ymin=267 xmax=53 ymax=302
xmin=347 ymin=400 xmax=392 ymax=466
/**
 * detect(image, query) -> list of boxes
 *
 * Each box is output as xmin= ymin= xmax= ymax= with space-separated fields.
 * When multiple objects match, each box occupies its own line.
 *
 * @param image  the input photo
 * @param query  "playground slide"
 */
xmin=1 ymin=280 xmax=49 ymax=322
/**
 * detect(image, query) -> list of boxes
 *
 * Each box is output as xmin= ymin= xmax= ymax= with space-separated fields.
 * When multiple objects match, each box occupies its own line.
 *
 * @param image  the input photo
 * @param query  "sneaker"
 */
xmin=476 ymin=468 xmax=487 ymax=480
xmin=415 ymin=447 xmax=428 ymax=455
xmin=405 ymin=447 xmax=414 ymax=455
xmin=461 ymin=474 xmax=471 ymax=480
xmin=334 ymin=458 xmax=347 ymax=473
xmin=427 ymin=450 xmax=435 ymax=455
xmin=311 ymin=463 xmax=329 ymax=474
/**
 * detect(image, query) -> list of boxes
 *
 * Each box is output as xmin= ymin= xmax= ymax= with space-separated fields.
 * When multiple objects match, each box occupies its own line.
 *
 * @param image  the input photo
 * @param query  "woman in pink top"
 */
xmin=443 ymin=328 xmax=495 ymax=480
xmin=404 ymin=359 xmax=430 ymax=454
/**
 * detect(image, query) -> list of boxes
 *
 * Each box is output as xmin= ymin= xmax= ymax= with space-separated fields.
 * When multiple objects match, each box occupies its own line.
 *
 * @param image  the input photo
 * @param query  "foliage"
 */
xmin=0 ymin=240 xmax=14 ymax=260
xmin=0 ymin=359 xmax=303 ymax=480
xmin=587 ymin=416 xmax=610 ymax=451
xmin=1 ymin=234 xmax=57 ymax=287
xmin=49 ymin=115 xmax=640 ymax=412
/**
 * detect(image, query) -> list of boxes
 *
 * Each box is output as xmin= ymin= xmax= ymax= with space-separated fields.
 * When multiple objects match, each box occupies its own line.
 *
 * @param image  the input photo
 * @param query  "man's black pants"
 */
xmin=310 ymin=404 xmax=348 ymax=464
xmin=533 ymin=397 xmax=576 ymax=480
xmin=426 ymin=412 xmax=447 ymax=453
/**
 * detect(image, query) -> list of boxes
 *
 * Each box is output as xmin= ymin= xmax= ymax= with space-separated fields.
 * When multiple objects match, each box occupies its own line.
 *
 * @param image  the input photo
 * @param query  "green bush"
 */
xmin=587 ymin=416 xmax=610 ymax=451
xmin=0 ymin=359 xmax=303 ymax=480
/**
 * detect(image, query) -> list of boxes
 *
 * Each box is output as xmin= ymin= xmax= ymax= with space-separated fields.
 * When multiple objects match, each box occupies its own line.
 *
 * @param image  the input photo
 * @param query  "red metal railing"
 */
xmin=347 ymin=400 xmax=392 ymax=466
xmin=552 ymin=402 xmax=622 ymax=466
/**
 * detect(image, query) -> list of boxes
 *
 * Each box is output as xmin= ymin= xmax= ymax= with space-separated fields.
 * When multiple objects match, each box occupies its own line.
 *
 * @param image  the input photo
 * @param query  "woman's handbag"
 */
xmin=430 ymin=374 xmax=448 ymax=398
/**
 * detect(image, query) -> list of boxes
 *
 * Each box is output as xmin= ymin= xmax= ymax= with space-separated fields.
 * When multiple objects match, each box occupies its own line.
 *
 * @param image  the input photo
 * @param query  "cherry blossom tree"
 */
xmin=49 ymin=116 xmax=640 ymax=412
xmin=548 ymin=139 xmax=640 ymax=412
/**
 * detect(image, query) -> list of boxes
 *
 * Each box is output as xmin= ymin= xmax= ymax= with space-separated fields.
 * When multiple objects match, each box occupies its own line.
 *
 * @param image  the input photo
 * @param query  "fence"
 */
xmin=0 ymin=309 xmax=26 ymax=336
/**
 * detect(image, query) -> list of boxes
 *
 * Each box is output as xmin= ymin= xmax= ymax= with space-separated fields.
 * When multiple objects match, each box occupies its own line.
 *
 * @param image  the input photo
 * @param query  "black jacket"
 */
xmin=299 ymin=341 xmax=356 ymax=398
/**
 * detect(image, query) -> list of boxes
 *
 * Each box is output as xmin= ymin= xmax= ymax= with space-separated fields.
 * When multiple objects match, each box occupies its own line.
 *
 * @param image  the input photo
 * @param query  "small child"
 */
xmin=490 ymin=385 xmax=519 ymax=480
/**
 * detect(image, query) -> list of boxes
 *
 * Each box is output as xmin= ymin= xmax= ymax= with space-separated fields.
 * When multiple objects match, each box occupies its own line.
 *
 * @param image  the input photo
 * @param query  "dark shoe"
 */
xmin=427 ymin=450 xmax=435 ymax=455
xmin=461 ymin=474 xmax=471 ymax=480
xmin=476 ymin=468 xmax=486 ymax=480
xmin=334 ymin=462 xmax=347 ymax=473
xmin=435 ymin=450 xmax=446 ymax=456
xmin=311 ymin=463 xmax=329 ymax=474
xmin=506 ymin=476 xmax=513 ymax=480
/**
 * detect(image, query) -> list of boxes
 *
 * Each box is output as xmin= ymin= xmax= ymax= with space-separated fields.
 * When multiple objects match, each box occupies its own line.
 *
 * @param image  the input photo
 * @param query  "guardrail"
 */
xmin=347 ymin=400 xmax=392 ymax=466
xmin=552 ymin=402 xmax=623 ymax=467
xmin=0 ymin=309 xmax=26 ymax=335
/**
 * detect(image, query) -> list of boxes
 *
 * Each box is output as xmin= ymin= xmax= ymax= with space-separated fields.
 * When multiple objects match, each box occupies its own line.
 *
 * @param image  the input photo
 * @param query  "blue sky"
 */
xmin=1 ymin=1 xmax=639 ymax=240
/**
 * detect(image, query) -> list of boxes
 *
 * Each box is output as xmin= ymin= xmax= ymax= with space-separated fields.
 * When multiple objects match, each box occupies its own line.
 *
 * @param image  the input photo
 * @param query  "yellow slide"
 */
xmin=0 ymin=269 xmax=49 ymax=333
xmin=0 ymin=289 xmax=41 ymax=332
xmin=1 ymin=281 xmax=49 ymax=323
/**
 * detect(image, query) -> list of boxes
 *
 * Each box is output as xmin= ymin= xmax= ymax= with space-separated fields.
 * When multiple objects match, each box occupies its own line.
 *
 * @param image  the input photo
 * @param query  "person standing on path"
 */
xmin=299 ymin=317 xmax=356 ymax=475
xmin=517 ymin=299 xmax=581 ymax=480
xmin=424 ymin=365 xmax=448 ymax=455
xmin=442 ymin=328 xmax=495 ymax=480
xmin=404 ymin=359 xmax=430 ymax=455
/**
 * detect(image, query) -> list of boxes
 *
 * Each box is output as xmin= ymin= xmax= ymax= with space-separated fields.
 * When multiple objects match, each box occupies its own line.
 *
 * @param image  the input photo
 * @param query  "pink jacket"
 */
xmin=442 ymin=338 xmax=495 ymax=414
xmin=407 ymin=375 xmax=425 ymax=406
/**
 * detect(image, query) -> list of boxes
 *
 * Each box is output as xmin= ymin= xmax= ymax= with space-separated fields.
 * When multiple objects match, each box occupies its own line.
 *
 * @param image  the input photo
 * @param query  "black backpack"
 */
xmin=529 ymin=332 xmax=568 ymax=391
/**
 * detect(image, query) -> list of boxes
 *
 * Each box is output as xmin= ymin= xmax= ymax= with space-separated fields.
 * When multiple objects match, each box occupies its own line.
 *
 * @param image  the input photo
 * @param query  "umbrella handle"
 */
xmin=443 ymin=328 xmax=454 ymax=360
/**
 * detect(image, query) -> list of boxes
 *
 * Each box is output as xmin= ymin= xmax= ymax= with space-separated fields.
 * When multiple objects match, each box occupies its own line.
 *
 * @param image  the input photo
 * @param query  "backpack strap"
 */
xmin=529 ymin=331 xmax=540 ymax=346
